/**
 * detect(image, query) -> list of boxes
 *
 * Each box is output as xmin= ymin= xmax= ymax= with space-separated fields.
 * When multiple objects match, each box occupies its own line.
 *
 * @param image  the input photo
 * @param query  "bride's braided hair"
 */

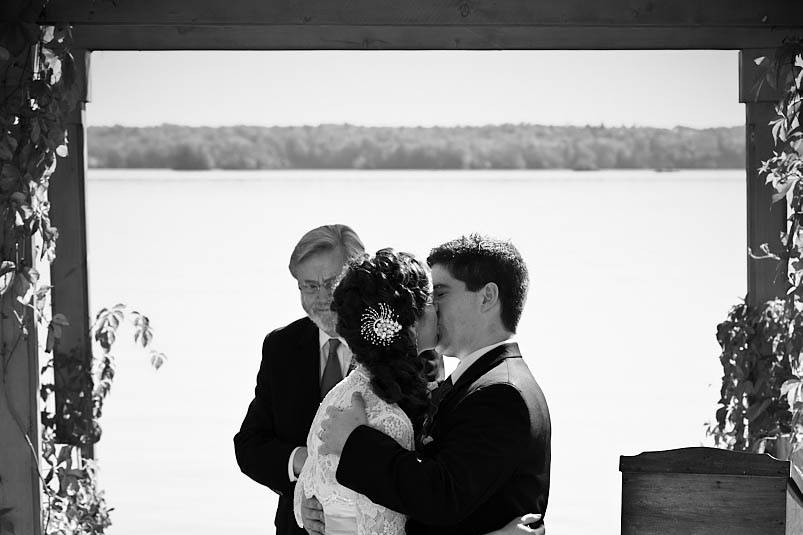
xmin=331 ymin=248 xmax=432 ymax=436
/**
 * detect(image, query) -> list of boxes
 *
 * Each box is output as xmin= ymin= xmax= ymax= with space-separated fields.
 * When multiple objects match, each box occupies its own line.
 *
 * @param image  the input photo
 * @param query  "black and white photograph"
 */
xmin=1 ymin=2 xmax=803 ymax=535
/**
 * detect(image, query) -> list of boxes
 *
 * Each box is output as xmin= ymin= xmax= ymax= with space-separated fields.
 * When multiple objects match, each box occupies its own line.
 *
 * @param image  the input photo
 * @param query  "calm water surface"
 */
xmin=86 ymin=169 xmax=745 ymax=535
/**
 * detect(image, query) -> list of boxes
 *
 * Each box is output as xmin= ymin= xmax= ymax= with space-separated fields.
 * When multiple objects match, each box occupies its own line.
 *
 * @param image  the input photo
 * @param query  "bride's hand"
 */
xmin=491 ymin=514 xmax=544 ymax=535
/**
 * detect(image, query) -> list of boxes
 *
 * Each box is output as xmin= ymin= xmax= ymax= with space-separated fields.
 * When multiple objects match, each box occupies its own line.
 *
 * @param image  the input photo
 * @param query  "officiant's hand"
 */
xmin=300 ymin=495 xmax=325 ymax=535
xmin=318 ymin=391 xmax=368 ymax=456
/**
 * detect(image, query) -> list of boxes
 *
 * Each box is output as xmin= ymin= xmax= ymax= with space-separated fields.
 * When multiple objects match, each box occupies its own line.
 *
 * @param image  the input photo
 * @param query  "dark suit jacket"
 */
xmin=234 ymin=317 xmax=321 ymax=535
xmin=336 ymin=343 xmax=551 ymax=535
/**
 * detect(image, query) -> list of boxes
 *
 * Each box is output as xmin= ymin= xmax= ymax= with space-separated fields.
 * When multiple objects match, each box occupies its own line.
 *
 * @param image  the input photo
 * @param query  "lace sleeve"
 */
xmin=355 ymin=494 xmax=407 ymax=535
xmin=293 ymin=462 xmax=308 ymax=529
xmin=353 ymin=409 xmax=412 ymax=535
xmin=371 ymin=410 xmax=414 ymax=450
xmin=293 ymin=366 xmax=414 ymax=535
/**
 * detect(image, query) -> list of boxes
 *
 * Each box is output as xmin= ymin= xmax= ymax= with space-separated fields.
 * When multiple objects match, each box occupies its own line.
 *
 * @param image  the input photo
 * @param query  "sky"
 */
xmin=86 ymin=50 xmax=742 ymax=129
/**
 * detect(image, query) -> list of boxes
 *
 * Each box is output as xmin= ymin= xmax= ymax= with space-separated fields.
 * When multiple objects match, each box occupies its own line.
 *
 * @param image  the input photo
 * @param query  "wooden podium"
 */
xmin=619 ymin=447 xmax=803 ymax=534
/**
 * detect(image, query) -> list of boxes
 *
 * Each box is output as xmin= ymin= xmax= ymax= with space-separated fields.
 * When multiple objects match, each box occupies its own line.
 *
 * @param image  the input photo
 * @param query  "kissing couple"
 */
xmin=235 ymin=226 xmax=550 ymax=535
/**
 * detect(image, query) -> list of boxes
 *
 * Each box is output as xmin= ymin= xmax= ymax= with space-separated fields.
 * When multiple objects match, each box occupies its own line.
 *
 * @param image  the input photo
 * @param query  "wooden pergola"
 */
xmin=2 ymin=1 xmax=803 ymax=533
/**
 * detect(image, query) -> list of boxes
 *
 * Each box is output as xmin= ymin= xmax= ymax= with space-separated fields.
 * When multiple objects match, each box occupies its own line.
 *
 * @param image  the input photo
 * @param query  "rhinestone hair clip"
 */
xmin=360 ymin=302 xmax=402 ymax=347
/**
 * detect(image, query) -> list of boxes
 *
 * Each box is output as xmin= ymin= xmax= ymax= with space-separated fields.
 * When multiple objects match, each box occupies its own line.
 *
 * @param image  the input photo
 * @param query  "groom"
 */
xmin=316 ymin=234 xmax=551 ymax=535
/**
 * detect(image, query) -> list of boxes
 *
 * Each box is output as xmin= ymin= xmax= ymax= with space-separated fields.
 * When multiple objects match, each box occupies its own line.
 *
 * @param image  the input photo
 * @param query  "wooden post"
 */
xmin=740 ymin=49 xmax=789 ymax=306
xmin=49 ymin=50 xmax=93 ymax=455
xmin=0 ymin=276 xmax=43 ymax=534
xmin=0 ymin=48 xmax=44 ymax=535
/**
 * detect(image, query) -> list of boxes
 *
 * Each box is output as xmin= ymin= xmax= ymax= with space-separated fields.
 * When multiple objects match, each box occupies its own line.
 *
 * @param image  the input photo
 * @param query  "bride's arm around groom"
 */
xmin=319 ymin=235 xmax=551 ymax=535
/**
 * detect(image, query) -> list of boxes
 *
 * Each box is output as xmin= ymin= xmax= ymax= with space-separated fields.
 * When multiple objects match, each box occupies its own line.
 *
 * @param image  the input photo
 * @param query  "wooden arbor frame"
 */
xmin=1 ymin=1 xmax=803 ymax=534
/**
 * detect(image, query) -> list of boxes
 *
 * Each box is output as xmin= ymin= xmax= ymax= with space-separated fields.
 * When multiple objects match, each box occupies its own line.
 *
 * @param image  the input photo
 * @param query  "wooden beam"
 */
xmin=35 ymin=0 xmax=803 ymax=50
xmin=48 ymin=50 xmax=93 ymax=451
xmin=0 ymin=0 xmax=45 ymax=21
xmin=740 ymin=49 xmax=788 ymax=306
xmin=67 ymin=24 xmax=803 ymax=51
xmin=37 ymin=0 xmax=803 ymax=28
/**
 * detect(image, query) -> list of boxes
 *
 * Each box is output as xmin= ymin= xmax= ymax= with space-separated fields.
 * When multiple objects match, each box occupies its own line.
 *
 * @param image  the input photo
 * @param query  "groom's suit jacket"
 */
xmin=234 ymin=317 xmax=321 ymax=535
xmin=336 ymin=342 xmax=551 ymax=535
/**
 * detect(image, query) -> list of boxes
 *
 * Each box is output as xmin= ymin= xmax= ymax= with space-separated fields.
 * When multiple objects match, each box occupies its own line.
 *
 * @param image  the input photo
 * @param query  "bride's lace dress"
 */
xmin=293 ymin=365 xmax=413 ymax=535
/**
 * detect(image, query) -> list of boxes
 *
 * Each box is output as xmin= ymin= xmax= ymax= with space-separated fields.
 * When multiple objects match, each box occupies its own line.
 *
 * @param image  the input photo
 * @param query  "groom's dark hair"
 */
xmin=427 ymin=234 xmax=528 ymax=333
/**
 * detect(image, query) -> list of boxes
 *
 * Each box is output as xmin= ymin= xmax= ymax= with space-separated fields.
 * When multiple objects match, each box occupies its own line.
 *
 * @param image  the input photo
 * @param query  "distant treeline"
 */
xmin=87 ymin=124 xmax=744 ymax=170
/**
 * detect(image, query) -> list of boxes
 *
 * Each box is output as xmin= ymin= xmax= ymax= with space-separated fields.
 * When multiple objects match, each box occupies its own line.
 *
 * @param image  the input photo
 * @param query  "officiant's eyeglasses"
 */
xmin=298 ymin=279 xmax=336 ymax=295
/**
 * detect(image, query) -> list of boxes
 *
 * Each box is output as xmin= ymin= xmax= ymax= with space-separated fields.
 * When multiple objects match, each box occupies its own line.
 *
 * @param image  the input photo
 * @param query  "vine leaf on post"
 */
xmin=150 ymin=351 xmax=166 ymax=370
xmin=45 ymin=313 xmax=69 ymax=353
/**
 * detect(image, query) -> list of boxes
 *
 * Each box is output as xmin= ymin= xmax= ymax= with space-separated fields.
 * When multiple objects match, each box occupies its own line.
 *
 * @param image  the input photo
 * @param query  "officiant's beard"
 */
xmin=307 ymin=306 xmax=338 ymax=337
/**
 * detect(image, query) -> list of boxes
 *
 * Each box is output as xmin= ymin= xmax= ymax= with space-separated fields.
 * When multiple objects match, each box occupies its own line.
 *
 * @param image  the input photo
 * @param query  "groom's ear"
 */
xmin=479 ymin=282 xmax=500 ymax=312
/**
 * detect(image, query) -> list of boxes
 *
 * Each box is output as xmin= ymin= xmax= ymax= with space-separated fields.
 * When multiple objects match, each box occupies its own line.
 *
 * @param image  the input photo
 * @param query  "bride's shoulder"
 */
xmin=320 ymin=364 xmax=370 ymax=406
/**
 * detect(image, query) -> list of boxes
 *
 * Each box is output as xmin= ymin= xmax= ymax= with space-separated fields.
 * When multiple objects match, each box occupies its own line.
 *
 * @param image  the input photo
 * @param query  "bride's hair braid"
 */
xmin=331 ymin=248 xmax=432 ymax=436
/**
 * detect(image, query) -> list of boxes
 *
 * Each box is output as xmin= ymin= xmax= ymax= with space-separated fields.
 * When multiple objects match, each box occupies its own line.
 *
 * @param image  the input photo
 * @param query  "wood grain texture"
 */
xmin=619 ymin=447 xmax=789 ymax=476
xmin=788 ymin=479 xmax=803 ymax=535
xmin=66 ymin=24 xmax=802 ymax=51
xmin=621 ymin=472 xmax=787 ymax=535
xmin=30 ymin=0 xmax=803 ymax=50
xmin=746 ymin=101 xmax=788 ymax=305
xmin=37 ymin=0 xmax=803 ymax=27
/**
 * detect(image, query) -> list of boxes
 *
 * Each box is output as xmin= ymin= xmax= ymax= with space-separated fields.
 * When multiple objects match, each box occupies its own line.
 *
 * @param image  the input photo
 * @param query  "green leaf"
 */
xmin=45 ymin=325 xmax=55 ymax=353
xmin=42 ymin=26 xmax=54 ymax=44
xmin=746 ymin=398 xmax=772 ymax=422
xmin=781 ymin=379 xmax=801 ymax=396
xmin=0 ymin=261 xmax=15 ymax=297
xmin=1 ymin=163 xmax=20 ymax=180
xmin=39 ymin=384 xmax=54 ymax=401
xmin=56 ymin=445 xmax=72 ymax=465
xmin=150 ymin=351 xmax=166 ymax=370
xmin=772 ymin=176 xmax=799 ymax=202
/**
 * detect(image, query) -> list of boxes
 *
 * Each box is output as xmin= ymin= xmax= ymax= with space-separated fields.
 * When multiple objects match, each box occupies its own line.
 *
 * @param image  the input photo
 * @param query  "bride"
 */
xmin=293 ymin=249 xmax=542 ymax=535
xmin=294 ymin=248 xmax=434 ymax=535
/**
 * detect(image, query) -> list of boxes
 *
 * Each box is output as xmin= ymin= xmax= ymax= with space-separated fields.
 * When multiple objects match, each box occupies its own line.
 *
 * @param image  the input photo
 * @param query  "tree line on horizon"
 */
xmin=87 ymin=124 xmax=745 ymax=171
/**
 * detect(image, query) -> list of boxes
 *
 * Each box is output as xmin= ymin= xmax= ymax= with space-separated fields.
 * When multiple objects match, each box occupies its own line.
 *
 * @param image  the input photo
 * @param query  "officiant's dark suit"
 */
xmin=336 ymin=342 xmax=550 ymax=535
xmin=235 ymin=316 xmax=324 ymax=535
xmin=234 ymin=224 xmax=366 ymax=535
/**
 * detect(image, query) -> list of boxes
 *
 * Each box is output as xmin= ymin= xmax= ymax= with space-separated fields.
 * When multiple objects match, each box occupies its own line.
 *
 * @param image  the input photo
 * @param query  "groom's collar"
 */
xmin=449 ymin=338 xmax=516 ymax=384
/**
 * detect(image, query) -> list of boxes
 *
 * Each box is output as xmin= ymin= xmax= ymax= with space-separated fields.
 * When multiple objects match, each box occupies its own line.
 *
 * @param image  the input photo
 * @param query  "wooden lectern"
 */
xmin=619 ymin=447 xmax=803 ymax=534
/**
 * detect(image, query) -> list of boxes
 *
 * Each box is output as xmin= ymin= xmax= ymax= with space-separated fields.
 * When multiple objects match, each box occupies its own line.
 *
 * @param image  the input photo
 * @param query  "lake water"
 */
xmin=85 ymin=168 xmax=745 ymax=535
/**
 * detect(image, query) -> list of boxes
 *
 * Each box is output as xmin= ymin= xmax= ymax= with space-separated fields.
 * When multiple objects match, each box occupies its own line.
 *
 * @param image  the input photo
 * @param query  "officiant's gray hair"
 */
xmin=289 ymin=224 xmax=365 ymax=277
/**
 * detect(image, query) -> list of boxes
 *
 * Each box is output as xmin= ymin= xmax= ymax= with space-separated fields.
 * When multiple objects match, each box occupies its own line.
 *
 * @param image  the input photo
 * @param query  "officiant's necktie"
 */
xmin=320 ymin=338 xmax=343 ymax=399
